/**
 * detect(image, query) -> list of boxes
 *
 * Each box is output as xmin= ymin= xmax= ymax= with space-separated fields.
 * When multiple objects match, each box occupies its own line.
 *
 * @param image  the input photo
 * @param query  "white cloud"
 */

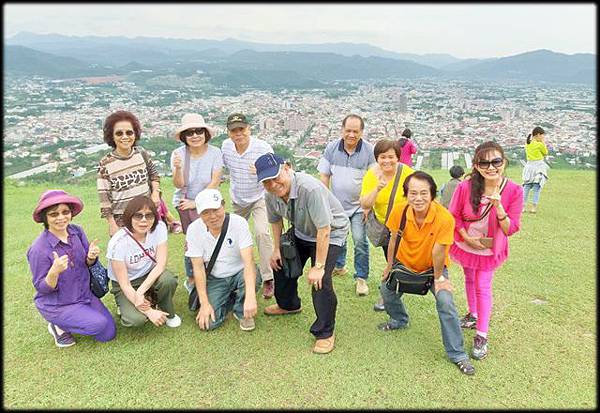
xmin=3 ymin=3 xmax=595 ymax=58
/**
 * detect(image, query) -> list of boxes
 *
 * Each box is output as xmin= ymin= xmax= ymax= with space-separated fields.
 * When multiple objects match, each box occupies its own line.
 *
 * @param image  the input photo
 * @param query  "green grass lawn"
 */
xmin=3 ymin=167 xmax=596 ymax=409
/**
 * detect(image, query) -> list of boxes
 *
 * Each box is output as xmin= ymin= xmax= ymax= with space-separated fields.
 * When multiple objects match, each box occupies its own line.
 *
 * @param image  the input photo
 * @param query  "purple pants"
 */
xmin=38 ymin=295 xmax=116 ymax=342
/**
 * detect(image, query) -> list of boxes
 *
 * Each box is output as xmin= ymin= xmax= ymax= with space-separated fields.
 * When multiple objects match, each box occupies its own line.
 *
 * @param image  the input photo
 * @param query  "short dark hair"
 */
xmin=40 ymin=204 xmax=74 ymax=230
xmin=449 ymin=165 xmax=465 ymax=179
xmin=374 ymin=139 xmax=400 ymax=160
xmin=122 ymin=196 xmax=159 ymax=233
xmin=103 ymin=110 xmax=142 ymax=148
xmin=403 ymin=171 xmax=437 ymax=200
xmin=401 ymin=128 xmax=412 ymax=139
xmin=342 ymin=114 xmax=364 ymax=131
xmin=180 ymin=127 xmax=212 ymax=146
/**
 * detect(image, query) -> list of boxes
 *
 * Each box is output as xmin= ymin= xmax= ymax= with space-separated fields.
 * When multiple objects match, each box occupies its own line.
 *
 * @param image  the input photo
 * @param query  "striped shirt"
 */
xmin=317 ymin=138 xmax=375 ymax=216
xmin=96 ymin=146 xmax=160 ymax=219
xmin=221 ymin=137 xmax=273 ymax=207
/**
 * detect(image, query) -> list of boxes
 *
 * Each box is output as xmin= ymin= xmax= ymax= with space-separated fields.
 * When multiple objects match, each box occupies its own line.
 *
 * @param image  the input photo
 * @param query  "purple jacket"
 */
xmin=448 ymin=178 xmax=523 ymax=263
xmin=27 ymin=224 xmax=94 ymax=312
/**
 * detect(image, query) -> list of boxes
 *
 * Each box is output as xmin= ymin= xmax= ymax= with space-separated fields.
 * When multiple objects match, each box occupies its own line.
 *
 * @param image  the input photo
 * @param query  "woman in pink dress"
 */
xmin=448 ymin=141 xmax=523 ymax=360
xmin=397 ymin=128 xmax=418 ymax=167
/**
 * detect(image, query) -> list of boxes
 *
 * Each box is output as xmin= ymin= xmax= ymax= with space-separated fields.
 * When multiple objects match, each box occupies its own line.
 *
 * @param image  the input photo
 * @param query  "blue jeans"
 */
xmin=205 ymin=268 xmax=261 ymax=331
xmin=523 ymin=182 xmax=542 ymax=206
xmin=379 ymin=267 xmax=468 ymax=363
xmin=335 ymin=210 xmax=370 ymax=280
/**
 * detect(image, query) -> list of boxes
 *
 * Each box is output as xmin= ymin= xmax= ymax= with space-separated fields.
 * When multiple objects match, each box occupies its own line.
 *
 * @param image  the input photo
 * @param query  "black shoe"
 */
xmin=455 ymin=359 xmax=475 ymax=375
xmin=377 ymin=321 xmax=408 ymax=331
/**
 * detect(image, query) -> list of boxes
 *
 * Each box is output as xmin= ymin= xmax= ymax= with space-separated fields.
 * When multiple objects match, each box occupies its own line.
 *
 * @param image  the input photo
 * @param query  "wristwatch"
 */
xmin=434 ymin=276 xmax=447 ymax=283
xmin=314 ymin=262 xmax=325 ymax=270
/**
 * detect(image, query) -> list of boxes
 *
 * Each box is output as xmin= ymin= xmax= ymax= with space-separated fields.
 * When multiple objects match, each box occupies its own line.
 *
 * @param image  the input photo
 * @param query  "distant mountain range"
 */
xmin=5 ymin=32 xmax=596 ymax=86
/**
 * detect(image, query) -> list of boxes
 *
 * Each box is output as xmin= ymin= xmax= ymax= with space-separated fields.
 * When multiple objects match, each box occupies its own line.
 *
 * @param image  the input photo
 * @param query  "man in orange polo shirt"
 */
xmin=379 ymin=171 xmax=476 ymax=376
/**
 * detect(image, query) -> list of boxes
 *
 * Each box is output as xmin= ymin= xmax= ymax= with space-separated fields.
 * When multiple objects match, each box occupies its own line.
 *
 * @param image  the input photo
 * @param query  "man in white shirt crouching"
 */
xmin=185 ymin=188 xmax=260 ymax=331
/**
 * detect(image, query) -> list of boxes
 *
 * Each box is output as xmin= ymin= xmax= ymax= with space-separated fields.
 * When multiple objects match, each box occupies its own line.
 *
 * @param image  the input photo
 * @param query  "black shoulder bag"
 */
xmin=385 ymin=206 xmax=435 ymax=296
xmin=188 ymin=213 xmax=231 ymax=311
xmin=280 ymin=199 xmax=304 ymax=279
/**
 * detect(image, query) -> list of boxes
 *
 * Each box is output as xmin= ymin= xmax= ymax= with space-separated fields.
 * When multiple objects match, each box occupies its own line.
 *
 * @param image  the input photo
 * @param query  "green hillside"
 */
xmin=3 ymin=168 xmax=596 ymax=409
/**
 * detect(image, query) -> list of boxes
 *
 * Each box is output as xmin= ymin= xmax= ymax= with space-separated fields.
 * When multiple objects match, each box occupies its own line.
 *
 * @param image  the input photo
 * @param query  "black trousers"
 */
xmin=273 ymin=237 xmax=342 ymax=339
xmin=381 ymin=242 xmax=389 ymax=260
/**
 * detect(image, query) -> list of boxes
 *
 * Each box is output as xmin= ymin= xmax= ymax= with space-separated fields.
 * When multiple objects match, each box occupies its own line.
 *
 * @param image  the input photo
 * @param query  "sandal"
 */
xmin=455 ymin=359 xmax=475 ymax=375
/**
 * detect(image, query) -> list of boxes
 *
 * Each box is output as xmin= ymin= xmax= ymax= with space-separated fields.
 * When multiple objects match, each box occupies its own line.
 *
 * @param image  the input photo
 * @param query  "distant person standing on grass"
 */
xmin=448 ymin=141 xmax=523 ymax=361
xmin=97 ymin=110 xmax=161 ymax=237
xmin=221 ymin=113 xmax=275 ymax=299
xmin=522 ymin=126 xmax=549 ymax=214
xmin=397 ymin=128 xmax=418 ymax=168
xmin=170 ymin=113 xmax=223 ymax=294
xmin=439 ymin=165 xmax=465 ymax=209
xmin=27 ymin=190 xmax=116 ymax=348
xmin=318 ymin=114 xmax=375 ymax=297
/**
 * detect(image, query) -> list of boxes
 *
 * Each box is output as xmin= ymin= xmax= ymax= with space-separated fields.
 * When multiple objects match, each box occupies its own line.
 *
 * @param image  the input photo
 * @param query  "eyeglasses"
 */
xmin=477 ymin=158 xmax=504 ymax=169
xmin=132 ymin=212 xmax=156 ymax=221
xmin=47 ymin=209 xmax=72 ymax=218
xmin=181 ymin=128 xmax=206 ymax=139
xmin=114 ymin=129 xmax=135 ymax=137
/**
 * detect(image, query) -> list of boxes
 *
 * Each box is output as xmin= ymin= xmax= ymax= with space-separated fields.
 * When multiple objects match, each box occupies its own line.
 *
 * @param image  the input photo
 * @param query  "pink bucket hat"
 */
xmin=33 ymin=190 xmax=84 ymax=223
xmin=174 ymin=113 xmax=217 ymax=142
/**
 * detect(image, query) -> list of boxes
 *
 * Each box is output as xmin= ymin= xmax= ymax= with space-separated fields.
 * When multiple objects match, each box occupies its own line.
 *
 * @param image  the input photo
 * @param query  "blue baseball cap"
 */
xmin=255 ymin=153 xmax=285 ymax=183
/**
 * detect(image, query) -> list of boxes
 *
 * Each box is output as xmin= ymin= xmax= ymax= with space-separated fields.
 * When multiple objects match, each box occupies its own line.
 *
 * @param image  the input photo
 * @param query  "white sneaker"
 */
xmin=166 ymin=314 xmax=182 ymax=328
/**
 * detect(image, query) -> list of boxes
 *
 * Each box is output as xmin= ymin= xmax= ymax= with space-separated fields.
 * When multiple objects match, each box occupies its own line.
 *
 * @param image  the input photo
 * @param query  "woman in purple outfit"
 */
xmin=27 ymin=190 xmax=116 ymax=348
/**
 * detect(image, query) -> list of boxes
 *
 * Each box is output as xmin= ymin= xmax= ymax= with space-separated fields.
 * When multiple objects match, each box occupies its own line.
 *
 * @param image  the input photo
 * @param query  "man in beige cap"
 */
xmin=221 ymin=113 xmax=275 ymax=299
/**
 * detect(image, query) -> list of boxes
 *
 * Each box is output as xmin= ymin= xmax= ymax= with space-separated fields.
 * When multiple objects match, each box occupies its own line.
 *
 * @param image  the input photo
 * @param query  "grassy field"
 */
xmin=3 ymin=167 xmax=596 ymax=409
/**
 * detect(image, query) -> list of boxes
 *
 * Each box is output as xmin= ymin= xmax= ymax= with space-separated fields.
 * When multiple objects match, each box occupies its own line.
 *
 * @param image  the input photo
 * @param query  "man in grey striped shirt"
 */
xmin=221 ymin=113 xmax=275 ymax=299
xmin=318 ymin=114 xmax=375 ymax=297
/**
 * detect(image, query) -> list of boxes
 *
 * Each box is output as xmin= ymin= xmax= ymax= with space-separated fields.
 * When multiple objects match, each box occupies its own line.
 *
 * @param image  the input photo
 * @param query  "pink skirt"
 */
xmin=450 ymin=243 xmax=507 ymax=272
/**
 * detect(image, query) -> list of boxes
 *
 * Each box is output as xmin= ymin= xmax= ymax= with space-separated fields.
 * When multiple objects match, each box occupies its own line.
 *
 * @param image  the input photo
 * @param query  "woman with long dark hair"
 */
xmin=448 ymin=141 xmax=523 ymax=360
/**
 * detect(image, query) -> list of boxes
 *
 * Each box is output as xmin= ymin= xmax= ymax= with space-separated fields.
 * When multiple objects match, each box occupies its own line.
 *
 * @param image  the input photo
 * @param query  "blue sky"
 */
xmin=4 ymin=3 xmax=596 ymax=58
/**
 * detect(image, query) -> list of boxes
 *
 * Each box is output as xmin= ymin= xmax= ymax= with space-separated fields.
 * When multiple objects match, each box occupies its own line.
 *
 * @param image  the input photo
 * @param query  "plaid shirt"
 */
xmin=221 ymin=137 xmax=273 ymax=207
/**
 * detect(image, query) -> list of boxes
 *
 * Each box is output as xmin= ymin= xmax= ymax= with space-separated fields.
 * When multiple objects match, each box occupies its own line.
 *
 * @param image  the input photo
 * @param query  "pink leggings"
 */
xmin=463 ymin=267 xmax=495 ymax=334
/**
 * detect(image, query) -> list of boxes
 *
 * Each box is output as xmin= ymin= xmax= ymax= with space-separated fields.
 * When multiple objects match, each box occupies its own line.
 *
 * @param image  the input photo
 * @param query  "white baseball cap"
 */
xmin=195 ymin=189 xmax=224 ymax=214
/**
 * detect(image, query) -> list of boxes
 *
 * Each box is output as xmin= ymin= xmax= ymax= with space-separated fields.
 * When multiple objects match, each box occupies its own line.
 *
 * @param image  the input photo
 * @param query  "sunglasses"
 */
xmin=477 ymin=158 xmax=504 ymax=169
xmin=132 ymin=212 xmax=156 ymax=221
xmin=181 ymin=128 xmax=206 ymax=139
xmin=114 ymin=129 xmax=135 ymax=137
